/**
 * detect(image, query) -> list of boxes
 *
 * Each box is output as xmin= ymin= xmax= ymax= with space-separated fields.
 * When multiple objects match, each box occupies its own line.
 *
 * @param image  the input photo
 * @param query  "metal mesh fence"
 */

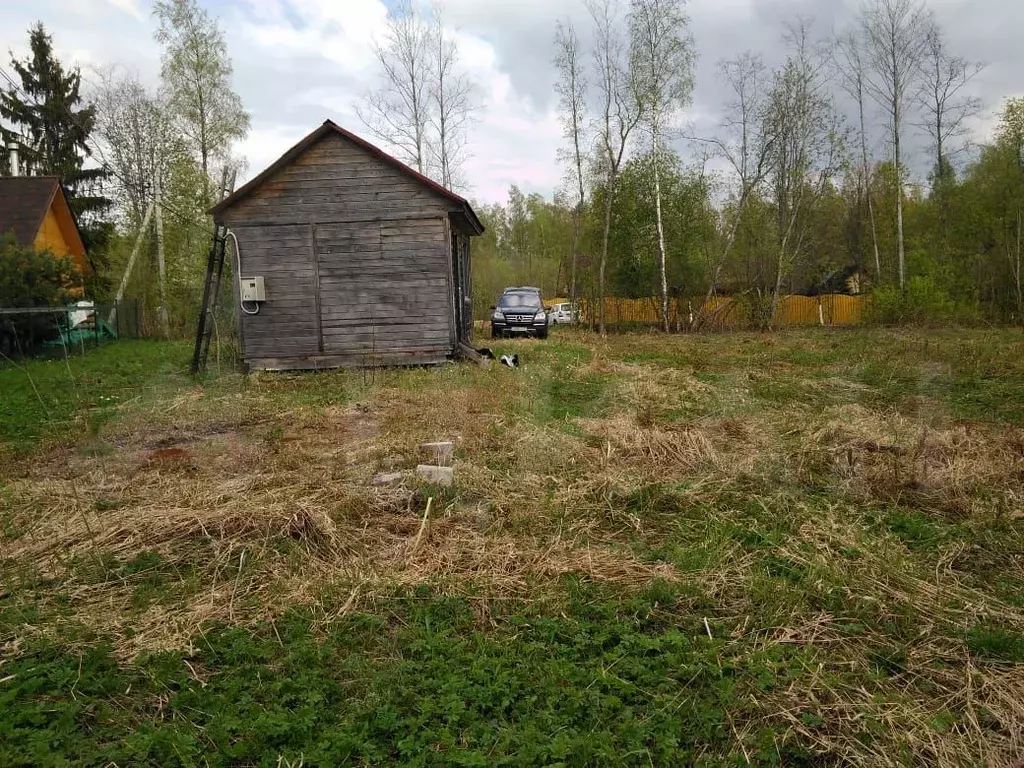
xmin=0 ymin=300 xmax=143 ymax=360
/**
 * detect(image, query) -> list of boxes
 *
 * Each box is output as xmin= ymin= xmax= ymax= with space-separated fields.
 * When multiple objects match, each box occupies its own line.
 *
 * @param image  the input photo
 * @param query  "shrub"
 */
xmin=0 ymin=233 xmax=75 ymax=353
xmin=870 ymin=276 xmax=979 ymax=326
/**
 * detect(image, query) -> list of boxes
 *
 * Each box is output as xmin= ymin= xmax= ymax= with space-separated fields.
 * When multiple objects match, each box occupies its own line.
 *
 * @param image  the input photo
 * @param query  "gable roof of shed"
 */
xmin=211 ymin=120 xmax=484 ymax=234
xmin=0 ymin=176 xmax=59 ymax=246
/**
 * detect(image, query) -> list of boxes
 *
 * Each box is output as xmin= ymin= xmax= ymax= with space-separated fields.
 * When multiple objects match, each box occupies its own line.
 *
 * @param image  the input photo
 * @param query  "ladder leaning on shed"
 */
xmin=190 ymin=171 xmax=236 ymax=376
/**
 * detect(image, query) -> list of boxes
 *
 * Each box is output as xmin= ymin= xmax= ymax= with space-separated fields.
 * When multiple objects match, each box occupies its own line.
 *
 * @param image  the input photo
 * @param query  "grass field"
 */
xmin=2 ymin=328 xmax=1024 ymax=766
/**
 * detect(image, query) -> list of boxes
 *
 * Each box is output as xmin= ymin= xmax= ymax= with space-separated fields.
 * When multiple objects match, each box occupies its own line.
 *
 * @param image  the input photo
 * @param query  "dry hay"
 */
xmin=1 ymin=403 xmax=682 ymax=656
xmin=753 ymin=509 xmax=1024 ymax=766
xmin=804 ymin=404 xmax=1024 ymax=518
xmin=576 ymin=413 xmax=719 ymax=477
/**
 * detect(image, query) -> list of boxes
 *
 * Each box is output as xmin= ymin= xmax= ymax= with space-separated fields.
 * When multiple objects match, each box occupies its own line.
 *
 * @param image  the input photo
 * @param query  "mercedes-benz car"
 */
xmin=491 ymin=287 xmax=548 ymax=339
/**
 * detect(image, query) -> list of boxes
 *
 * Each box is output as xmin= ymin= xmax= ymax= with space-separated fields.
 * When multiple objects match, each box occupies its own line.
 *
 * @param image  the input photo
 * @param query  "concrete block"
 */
xmin=416 ymin=464 xmax=454 ymax=487
xmin=419 ymin=441 xmax=454 ymax=465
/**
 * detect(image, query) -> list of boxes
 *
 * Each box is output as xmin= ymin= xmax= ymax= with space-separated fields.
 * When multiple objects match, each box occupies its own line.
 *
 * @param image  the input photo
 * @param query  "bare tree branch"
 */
xmin=357 ymin=0 xmax=433 ymax=175
xmin=554 ymin=19 xmax=589 ymax=311
xmin=860 ymin=0 xmax=932 ymax=291
xmin=587 ymin=0 xmax=645 ymax=334
xmin=630 ymin=0 xmax=696 ymax=332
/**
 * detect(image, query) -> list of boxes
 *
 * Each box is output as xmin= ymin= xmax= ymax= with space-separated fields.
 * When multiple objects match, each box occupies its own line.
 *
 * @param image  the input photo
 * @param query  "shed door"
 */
xmin=237 ymin=224 xmax=320 ymax=361
xmin=450 ymin=229 xmax=473 ymax=343
xmin=315 ymin=219 xmax=454 ymax=358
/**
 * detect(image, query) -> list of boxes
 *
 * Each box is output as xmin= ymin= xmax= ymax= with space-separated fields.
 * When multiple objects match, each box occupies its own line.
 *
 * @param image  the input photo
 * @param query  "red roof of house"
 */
xmin=211 ymin=120 xmax=484 ymax=234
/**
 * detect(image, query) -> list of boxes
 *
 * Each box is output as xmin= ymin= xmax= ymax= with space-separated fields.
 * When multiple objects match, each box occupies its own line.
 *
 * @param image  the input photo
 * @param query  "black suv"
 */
xmin=491 ymin=287 xmax=548 ymax=339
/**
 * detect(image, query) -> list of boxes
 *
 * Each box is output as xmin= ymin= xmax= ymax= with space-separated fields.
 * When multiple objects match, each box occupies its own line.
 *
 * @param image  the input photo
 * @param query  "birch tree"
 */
xmin=630 ymin=0 xmax=696 ymax=332
xmin=92 ymin=67 xmax=185 ymax=225
xmin=427 ymin=7 xmax=475 ymax=190
xmin=153 ymin=0 xmax=249 ymax=206
xmin=358 ymin=0 xmax=433 ymax=175
xmin=553 ymin=20 xmax=588 ymax=311
xmin=861 ymin=0 xmax=931 ymax=291
xmin=916 ymin=22 xmax=983 ymax=192
xmin=588 ymin=0 xmax=644 ymax=335
xmin=835 ymin=30 xmax=882 ymax=280
xmin=692 ymin=53 xmax=776 ymax=328
xmin=764 ymin=23 xmax=845 ymax=325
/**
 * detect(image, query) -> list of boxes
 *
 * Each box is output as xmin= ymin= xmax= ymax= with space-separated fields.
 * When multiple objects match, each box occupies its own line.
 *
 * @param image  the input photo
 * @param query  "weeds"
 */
xmin=2 ymin=328 xmax=1024 ymax=765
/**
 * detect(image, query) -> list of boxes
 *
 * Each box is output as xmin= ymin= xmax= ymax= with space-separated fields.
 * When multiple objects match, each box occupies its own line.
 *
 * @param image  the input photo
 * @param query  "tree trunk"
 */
xmin=155 ymin=175 xmax=171 ymax=339
xmin=695 ymin=187 xmax=751 ymax=330
xmin=894 ymin=103 xmax=906 ymax=291
xmin=653 ymin=149 xmax=670 ymax=333
xmin=858 ymin=91 xmax=881 ymax=280
xmin=570 ymin=126 xmax=586 ymax=317
xmin=599 ymin=175 xmax=615 ymax=335
xmin=569 ymin=205 xmax=581 ymax=313
xmin=1016 ymin=209 xmax=1023 ymax=322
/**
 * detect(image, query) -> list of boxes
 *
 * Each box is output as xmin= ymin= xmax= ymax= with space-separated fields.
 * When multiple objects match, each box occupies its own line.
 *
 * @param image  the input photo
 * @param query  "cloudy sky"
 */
xmin=1 ymin=0 xmax=1021 ymax=205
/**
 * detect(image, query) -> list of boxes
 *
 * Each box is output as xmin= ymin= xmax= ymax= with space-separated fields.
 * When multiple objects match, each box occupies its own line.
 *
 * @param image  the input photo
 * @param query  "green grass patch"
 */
xmin=536 ymin=369 xmax=610 ymax=422
xmin=966 ymin=622 xmax=1024 ymax=663
xmin=947 ymin=376 xmax=1024 ymax=425
xmin=0 ymin=593 xmax=820 ymax=767
xmin=0 ymin=341 xmax=194 ymax=451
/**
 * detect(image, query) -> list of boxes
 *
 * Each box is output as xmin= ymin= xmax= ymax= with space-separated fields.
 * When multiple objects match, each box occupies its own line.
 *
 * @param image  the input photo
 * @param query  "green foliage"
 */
xmin=473 ymin=186 xmax=574 ymax=313
xmin=604 ymin=151 xmax=712 ymax=298
xmin=871 ymin=276 xmax=972 ymax=325
xmin=153 ymin=0 xmax=251 ymax=193
xmin=0 ymin=23 xmax=112 ymax=267
xmin=0 ymin=595 xmax=814 ymax=766
xmin=0 ymin=235 xmax=75 ymax=353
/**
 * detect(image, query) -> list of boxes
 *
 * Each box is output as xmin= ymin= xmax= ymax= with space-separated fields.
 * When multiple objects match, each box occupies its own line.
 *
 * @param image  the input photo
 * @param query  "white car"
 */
xmin=549 ymin=302 xmax=579 ymax=325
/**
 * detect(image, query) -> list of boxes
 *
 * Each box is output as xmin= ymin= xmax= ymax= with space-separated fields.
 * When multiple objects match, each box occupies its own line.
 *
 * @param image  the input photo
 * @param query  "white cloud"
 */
xmin=2 ymin=0 xmax=1023 ymax=204
xmin=227 ymin=0 xmax=561 ymax=202
xmin=102 ymin=0 xmax=143 ymax=19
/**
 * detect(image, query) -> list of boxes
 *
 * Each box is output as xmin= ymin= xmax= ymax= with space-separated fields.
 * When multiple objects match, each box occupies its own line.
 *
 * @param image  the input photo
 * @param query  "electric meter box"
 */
xmin=240 ymin=276 xmax=266 ymax=302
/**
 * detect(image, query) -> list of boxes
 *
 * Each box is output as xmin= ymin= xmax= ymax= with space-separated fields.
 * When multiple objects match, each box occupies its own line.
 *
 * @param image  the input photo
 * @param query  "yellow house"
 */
xmin=0 ymin=176 xmax=89 ymax=278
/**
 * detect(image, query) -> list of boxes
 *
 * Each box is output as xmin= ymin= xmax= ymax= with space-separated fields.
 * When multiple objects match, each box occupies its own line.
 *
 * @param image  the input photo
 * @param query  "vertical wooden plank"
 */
xmin=462 ymin=233 xmax=473 ymax=343
xmin=444 ymin=216 xmax=457 ymax=349
xmin=232 ymin=234 xmax=245 ymax=364
xmin=312 ymin=222 xmax=324 ymax=353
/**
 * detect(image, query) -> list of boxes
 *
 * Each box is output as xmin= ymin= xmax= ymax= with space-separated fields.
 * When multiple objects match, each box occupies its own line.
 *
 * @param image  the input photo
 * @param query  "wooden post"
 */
xmin=107 ymin=202 xmax=155 ymax=329
xmin=155 ymin=174 xmax=171 ymax=339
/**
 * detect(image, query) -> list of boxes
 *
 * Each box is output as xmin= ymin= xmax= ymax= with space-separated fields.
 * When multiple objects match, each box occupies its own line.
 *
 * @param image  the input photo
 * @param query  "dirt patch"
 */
xmin=147 ymin=447 xmax=191 ymax=463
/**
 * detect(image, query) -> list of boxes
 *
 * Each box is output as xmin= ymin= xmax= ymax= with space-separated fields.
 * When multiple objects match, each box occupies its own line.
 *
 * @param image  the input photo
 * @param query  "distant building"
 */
xmin=0 ymin=175 xmax=89 ymax=279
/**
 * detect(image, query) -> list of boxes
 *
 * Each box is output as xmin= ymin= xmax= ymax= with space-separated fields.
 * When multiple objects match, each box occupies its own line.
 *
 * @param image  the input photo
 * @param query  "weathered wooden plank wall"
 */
xmin=316 ymin=218 xmax=452 ymax=356
xmin=230 ymin=224 xmax=319 ymax=359
xmin=221 ymin=132 xmax=460 ymax=368
xmin=222 ymin=134 xmax=453 ymax=225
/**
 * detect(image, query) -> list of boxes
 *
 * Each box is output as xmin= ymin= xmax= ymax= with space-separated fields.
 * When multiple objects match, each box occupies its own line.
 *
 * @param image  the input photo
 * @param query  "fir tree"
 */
xmin=0 ymin=23 xmax=113 ymax=287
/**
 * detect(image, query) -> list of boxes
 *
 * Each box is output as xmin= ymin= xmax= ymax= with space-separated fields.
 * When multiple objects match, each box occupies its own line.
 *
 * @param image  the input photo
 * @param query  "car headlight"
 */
xmin=535 ymin=310 xmax=547 ymax=322
xmin=492 ymin=310 xmax=505 ymax=320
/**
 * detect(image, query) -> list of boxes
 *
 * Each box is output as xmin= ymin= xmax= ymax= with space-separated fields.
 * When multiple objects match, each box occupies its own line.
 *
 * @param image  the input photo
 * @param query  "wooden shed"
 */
xmin=211 ymin=120 xmax=484 ymax=371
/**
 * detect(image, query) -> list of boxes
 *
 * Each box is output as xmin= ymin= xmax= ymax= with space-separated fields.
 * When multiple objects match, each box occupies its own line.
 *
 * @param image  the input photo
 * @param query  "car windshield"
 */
xmin=499 ymin=292 xmax=541 ymax=309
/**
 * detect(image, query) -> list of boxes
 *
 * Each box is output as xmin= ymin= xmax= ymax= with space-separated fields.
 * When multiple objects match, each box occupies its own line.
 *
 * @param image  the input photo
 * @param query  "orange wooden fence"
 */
xmin=577 ymin=294 xmax=870 ymax=330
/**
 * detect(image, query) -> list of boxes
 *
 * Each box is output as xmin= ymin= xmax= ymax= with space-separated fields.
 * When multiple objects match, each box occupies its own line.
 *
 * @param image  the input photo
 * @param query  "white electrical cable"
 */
xmin=228 ymin=229 xmax=261 ymax=316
